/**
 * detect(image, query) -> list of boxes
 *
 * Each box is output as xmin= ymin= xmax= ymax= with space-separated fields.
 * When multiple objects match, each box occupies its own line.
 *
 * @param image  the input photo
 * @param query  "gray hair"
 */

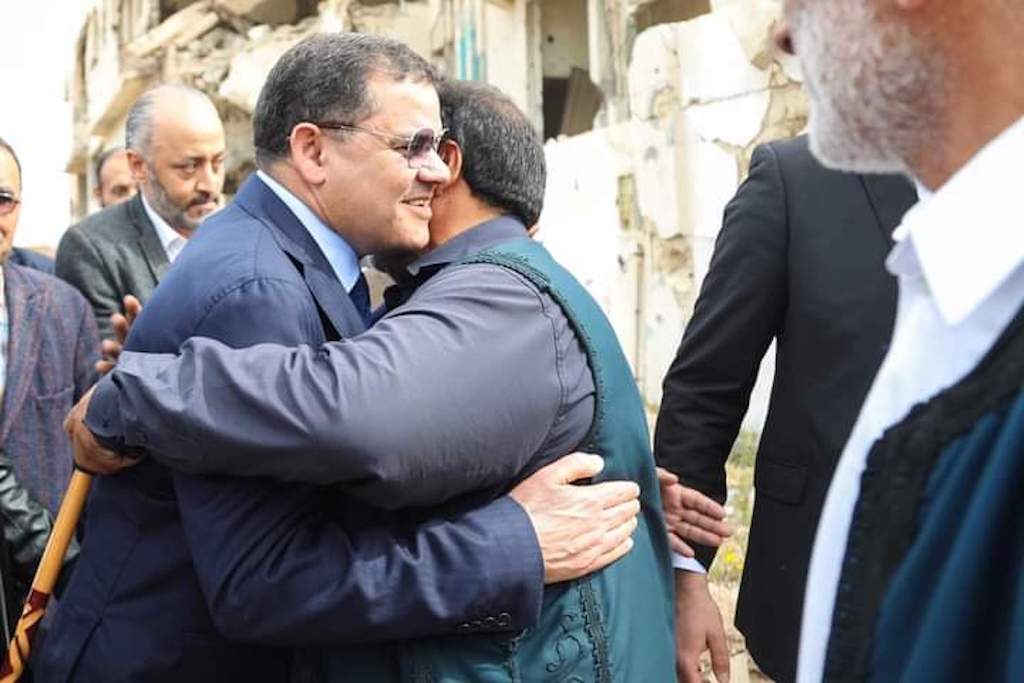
xmin=253 ymin=33 xmax=438 ymax=167
xmin=125 ymin=84 xmax=213 ymax=155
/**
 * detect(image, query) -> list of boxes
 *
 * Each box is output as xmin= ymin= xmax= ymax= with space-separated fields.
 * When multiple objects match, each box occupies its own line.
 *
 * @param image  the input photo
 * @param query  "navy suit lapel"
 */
xmin=127 ymin=195 xmax=171 ymax=284
xmin=859 ymin=174 xmax=918 ymax=247
xmin=234 ymin=176 xmax=366 ymax=338
xmin=0 ymin=266 xmax=42 ymax=444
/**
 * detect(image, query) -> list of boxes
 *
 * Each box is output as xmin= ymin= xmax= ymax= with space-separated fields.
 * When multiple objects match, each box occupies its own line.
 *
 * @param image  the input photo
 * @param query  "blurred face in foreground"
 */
xmin=777 ymin=0 xmax=946 ymax=175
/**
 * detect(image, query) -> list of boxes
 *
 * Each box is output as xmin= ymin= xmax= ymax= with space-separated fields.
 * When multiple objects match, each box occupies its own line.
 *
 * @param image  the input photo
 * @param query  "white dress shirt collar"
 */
xmin=888 ymin=117 xmax=1024 ymax=324
xmin=256 ymin=170 xmax=361 ymax=291
xmin=140 ymin=193 xmax=188 ymax=263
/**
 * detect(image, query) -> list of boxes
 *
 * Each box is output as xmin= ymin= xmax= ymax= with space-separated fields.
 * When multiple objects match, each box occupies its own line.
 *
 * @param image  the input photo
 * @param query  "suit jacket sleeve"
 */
xmin=140 ymin=277 xmax=542 ymax=645
xmin=55 ymin=227 xmax=118 ymax=340
xmin=70 ymin=291 xmax=101 ymax=401
xmin=652 ymin=143 xmax=789 ymax=570
xmin=88 ymin=265 xmax=565 ymax=509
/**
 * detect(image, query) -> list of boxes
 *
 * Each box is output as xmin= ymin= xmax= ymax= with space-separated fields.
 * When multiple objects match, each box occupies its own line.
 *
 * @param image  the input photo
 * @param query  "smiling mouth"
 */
xmin=402 ymin=197 xmax=431 ymax=208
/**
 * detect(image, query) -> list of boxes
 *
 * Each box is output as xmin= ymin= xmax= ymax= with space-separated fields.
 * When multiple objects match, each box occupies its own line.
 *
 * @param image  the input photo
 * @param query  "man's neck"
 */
xmin=910 ymin=31 xmax=1024 ymax=190
xmin=261 ymin=163 xmax=338 ymax=233
xmin=428 ymin=204 xmax=503 ymax=250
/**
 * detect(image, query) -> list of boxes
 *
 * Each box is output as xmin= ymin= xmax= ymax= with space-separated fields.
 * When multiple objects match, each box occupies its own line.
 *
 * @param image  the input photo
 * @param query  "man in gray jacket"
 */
xmin=56 ymin=85 xmax=225 ymax=339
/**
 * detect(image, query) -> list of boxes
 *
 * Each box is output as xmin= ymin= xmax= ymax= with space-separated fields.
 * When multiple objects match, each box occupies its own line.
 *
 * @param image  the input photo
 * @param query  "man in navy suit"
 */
xmin=40 ymin=34 xmax=643 ymax=681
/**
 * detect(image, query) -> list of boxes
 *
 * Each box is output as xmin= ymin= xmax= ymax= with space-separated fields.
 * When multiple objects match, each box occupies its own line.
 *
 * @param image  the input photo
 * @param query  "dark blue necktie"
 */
xmin=349 ymin=272 xmax=371 ymax=326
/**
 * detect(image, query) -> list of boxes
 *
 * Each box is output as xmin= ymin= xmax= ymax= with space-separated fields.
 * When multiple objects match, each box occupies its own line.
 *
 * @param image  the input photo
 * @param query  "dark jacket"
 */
xmin=55 ymin=194 xmax=169 ymax=339
xmin=653 ymin=136 xmax=917 ymax=682
xmin=38 ymin=176 xmax=542 ymax=682
xmin=0 ymin=264 xmax=99 ymax=515
xmin=74 ymin=224 xmax=676 ymax=680
xmin=0 ymin=451 xmax=79 ymax=641
xmin=9 ymin=248 xmax=54 ymax=275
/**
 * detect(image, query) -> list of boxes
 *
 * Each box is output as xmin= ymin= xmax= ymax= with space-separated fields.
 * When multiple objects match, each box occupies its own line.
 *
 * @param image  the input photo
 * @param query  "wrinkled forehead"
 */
xmin=0 ymin=149 xmax=20 ymax=193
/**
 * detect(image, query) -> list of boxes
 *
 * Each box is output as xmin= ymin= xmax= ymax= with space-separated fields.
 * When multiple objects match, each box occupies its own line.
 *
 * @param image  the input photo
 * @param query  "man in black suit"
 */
xmin=55 ymin=85 xmax=225 ymax=340
xmin=653 ymin=135 xmax=916 ymax=683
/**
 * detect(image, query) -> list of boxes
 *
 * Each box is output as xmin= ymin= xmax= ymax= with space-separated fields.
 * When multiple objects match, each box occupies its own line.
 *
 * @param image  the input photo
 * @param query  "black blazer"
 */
xmin=55 ymin=194 xmax=169 ymax=340
xmin=653 ymin=136 xmax=917 ymax=682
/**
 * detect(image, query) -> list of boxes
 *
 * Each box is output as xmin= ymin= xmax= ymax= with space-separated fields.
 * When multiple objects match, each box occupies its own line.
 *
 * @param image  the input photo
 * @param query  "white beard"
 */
xmin=788 ymin=0 xmax=946 ymax=175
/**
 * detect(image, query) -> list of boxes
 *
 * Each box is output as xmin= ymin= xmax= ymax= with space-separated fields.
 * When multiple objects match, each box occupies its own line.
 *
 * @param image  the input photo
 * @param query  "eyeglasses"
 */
xmin=0 ymin=191 xmax=20 ymax=217
xmin=315 ymin=122 xmax=447 ymax=169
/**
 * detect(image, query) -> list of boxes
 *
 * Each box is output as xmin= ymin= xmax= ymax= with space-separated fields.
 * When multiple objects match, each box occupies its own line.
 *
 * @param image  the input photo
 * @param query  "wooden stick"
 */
xmin=0 ymin=470 xmax=92 ymax=682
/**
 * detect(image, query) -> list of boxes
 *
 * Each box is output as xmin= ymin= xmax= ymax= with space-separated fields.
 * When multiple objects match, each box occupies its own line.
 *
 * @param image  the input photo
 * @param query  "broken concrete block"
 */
xmin=213 ymin=0 xmax=314 ymax=26
xmin=628 ymin=24 xmax=680 ymax=121
xmin=720 ymin=0 xmax=780 ymax=70
xmin=124 ymin=2 xmax=218 ymax=60
xmin=218 ymin=36 xmax=302 ymax=113
xmin=685 ymin=89 xmax=771 ymax=148
xmin=672 ymin=12 xmax=770 ymax=105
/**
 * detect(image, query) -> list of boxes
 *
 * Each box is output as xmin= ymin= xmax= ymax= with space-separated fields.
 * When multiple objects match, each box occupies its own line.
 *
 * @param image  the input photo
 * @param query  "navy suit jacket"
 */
xmin=38 ymin=176 xmax=541 ymax=682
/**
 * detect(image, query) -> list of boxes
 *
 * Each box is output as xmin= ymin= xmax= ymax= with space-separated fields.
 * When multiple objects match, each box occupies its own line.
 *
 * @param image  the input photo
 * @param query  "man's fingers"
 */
xmin=602 ymin=500 xmax=641 ymax=533
xmin=587 ymin=535 xmax=634 ymax=574
xmin=677 ymin=654 xmax=702 ymax=683
xmin=668 ymin=532 xmax=695 ymax=557
xmin=111 ymin=314 xmax=129 ymax=343
xmin=95 ymin=360 xmax=114 ymax=376
xmin=123 ymin=295 xmax=142 ymax=324
xmin=544 ymin=452 xmax=605 ymax=484
xmin=708 ymin=621 xmax=731 ymax=683
xmin=656 ymin=467 xmax=678 ymax=487
xmin=667 ymin=517 xmax=725 ymax=547
xmin=101 ymin=338 xmax=121 ymax=357
xmin=588 ymin=480 xmax=640 ymax=509
xmin=672 ymin=507 xmax=734 ymax=538
xmin=678 ymin=486 xmax=729 ymax=520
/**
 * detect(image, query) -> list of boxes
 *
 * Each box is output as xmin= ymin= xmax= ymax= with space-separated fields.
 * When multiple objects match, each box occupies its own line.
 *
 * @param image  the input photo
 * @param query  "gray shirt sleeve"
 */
xmin=89 ymin=263 xmax=582 ymax=509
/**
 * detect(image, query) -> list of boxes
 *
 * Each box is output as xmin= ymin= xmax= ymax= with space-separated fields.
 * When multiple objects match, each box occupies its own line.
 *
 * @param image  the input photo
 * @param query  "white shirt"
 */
xmin=140 ymin=194 xmax=188 ymax=263
xmin=256 ymin=170 xmax=361 ymax=291
xmin=797 ymin=117 xmax=1024 ymax=682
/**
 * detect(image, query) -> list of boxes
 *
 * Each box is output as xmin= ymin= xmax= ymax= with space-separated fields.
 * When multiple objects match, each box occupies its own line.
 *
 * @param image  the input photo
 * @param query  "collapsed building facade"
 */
xmin=68 ymin=0 xmax=807 ymax=424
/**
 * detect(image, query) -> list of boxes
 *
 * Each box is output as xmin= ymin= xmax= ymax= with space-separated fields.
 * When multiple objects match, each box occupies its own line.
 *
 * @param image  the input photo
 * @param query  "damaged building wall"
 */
xmin=537 ymin=0 xmax=806 ymax=426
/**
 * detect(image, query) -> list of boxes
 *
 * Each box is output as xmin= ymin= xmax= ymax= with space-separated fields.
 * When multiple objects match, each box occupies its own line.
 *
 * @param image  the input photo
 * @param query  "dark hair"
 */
xmin=253 ymin=33 xmax=438 ymax=166
xmin=94 ymin=146 xmax=126 ymax=185
xmin=438 ymin=81 xmax=545 ymax=227
xmin=0 ymin=136 xmax=22 ymax=180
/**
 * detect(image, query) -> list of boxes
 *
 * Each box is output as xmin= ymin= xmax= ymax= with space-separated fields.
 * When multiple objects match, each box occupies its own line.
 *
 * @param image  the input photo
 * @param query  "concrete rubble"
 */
xmin=68 ymin=0 xmax=806 ymax=428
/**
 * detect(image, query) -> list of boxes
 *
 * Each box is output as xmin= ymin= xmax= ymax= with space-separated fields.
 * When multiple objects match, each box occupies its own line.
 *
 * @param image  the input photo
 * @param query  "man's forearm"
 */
xmin=88 ymin=296 xmax=560 ymax=510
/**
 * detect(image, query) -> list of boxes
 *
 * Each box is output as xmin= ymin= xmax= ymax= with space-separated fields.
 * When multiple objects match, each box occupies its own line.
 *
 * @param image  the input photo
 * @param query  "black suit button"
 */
xmin=457 ymin=622 xmax=471 ymax=633
xmin=483 ymin=616 xmax=497 ymax=629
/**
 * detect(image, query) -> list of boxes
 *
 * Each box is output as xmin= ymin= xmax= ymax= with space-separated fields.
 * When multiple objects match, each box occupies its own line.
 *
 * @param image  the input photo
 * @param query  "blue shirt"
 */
xmin=256 ymin=170 xmax=361 ymax=291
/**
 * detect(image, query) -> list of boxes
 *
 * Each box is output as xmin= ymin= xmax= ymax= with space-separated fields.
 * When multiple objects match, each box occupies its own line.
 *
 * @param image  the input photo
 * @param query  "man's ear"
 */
xmin=125 ymin=149 xmax=149 ymax=185
xmin=288 ymin=123 xmax=329 ymax=186
xmin=439 ymin=139 xmax=463 ymax=192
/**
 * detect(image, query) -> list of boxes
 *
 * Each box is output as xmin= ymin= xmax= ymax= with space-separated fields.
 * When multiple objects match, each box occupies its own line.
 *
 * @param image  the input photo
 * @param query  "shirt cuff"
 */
xmin=672 ymin=552 xmax=707 ymax=574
